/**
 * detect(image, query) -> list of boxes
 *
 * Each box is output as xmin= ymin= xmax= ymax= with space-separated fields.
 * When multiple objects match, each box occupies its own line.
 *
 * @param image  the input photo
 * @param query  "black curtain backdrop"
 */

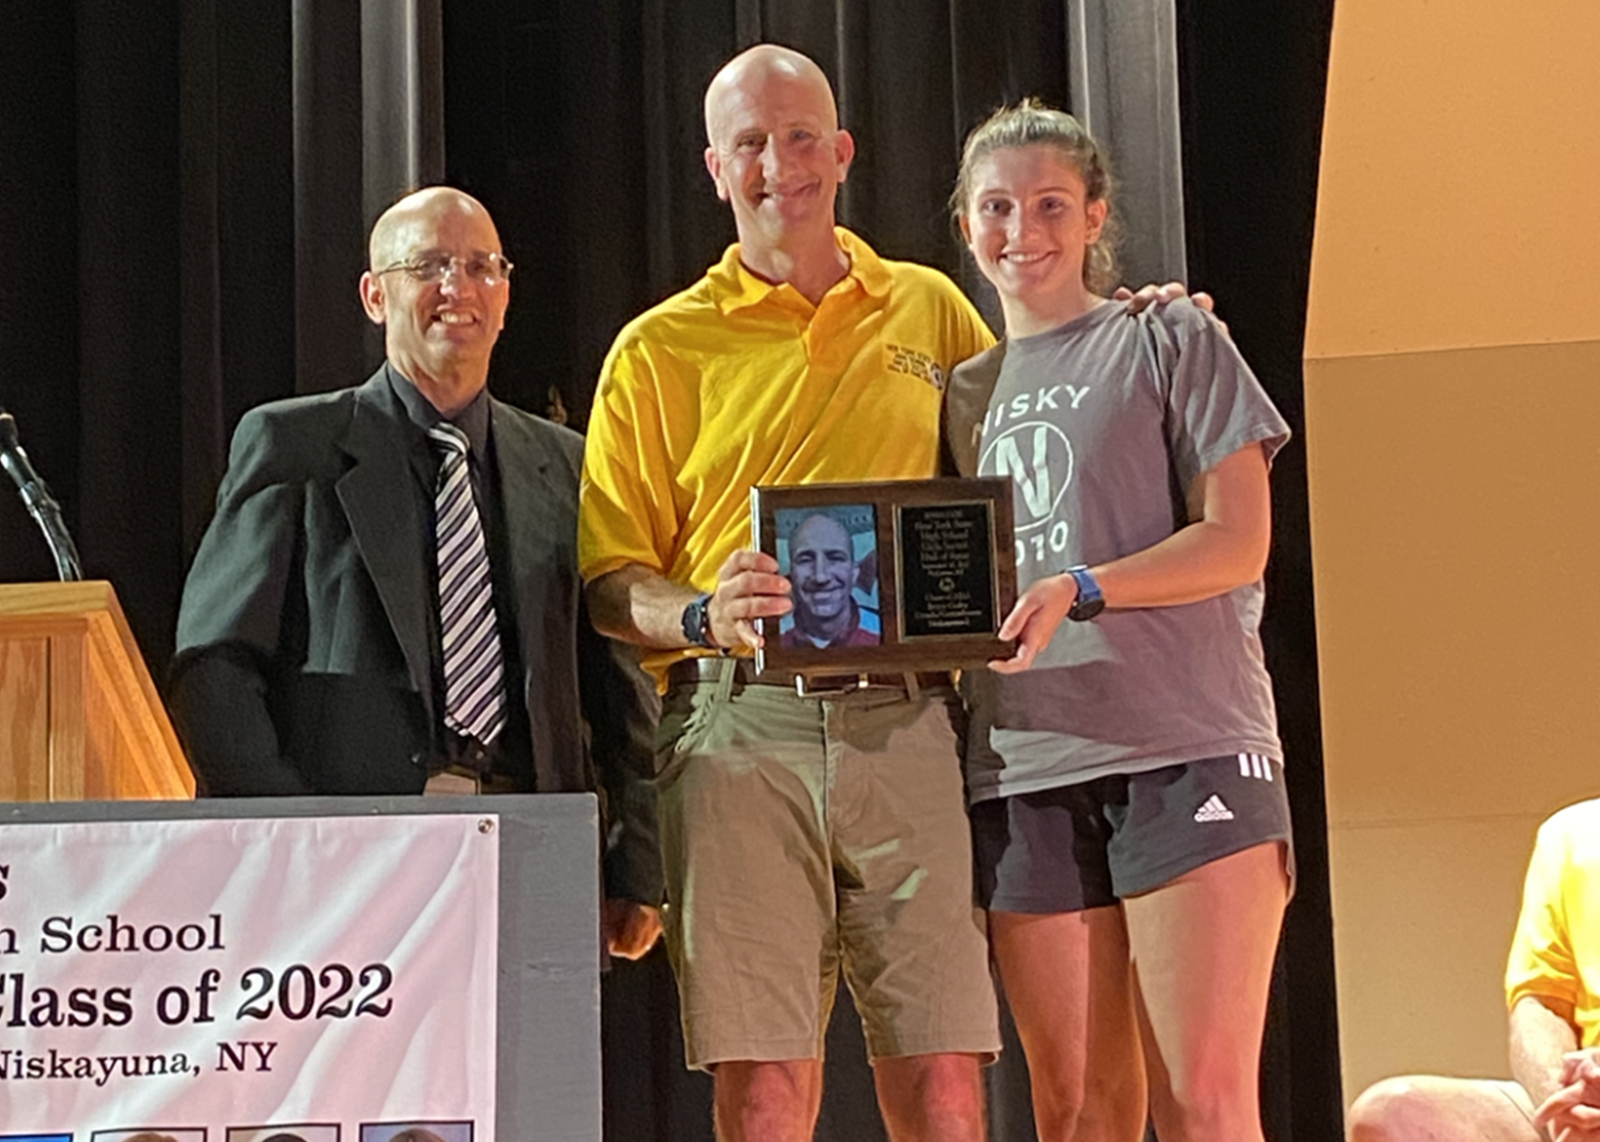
xmin=1176 ymin=6 xmax=1341 ymax=1139
xmin=0 ymin=2 xmax=1338 ymax=1139
xmin=0 ymin=9 xmax=80 ymax=589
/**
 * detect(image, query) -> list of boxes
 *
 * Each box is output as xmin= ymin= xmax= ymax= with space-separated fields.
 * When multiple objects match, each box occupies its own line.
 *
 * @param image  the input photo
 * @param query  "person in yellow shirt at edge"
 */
xmin=1348 ymin=798 xmax=1600 ymax=1142
xmin=578 ymin=43 xmax=1201 ymax=1142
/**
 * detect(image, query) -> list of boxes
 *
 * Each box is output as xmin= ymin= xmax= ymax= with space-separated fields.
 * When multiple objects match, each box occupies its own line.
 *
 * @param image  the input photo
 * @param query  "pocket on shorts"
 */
xmin=653 ymin=683 xmax=723 ymax=788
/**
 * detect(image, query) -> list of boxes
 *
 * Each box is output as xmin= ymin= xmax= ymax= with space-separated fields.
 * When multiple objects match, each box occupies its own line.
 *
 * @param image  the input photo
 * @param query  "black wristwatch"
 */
xmin=681 ymin=592 xmax=719 ymax=649
xmin=1065 ymin=565 xmax=1105 ymax=622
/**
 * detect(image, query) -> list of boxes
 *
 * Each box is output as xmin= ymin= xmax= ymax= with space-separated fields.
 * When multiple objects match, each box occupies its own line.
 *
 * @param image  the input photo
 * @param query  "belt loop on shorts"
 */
xmin=713 ymin=656 xmax=738 ymax=704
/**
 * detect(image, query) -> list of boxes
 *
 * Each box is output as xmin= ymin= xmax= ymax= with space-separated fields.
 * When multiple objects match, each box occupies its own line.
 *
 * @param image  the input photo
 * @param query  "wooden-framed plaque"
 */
xmin=750 ymin=478 xmax=1017 ymax=676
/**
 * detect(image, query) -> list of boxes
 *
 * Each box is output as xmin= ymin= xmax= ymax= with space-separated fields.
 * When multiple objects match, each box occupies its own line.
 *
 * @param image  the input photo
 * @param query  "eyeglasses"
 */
xmin=373 ymin=252 xmax=514 ymax=286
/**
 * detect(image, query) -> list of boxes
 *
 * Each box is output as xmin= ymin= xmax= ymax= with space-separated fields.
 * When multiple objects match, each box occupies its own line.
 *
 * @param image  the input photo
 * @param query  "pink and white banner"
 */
xmin=0 ymin=813 xmax=499 ymax=1142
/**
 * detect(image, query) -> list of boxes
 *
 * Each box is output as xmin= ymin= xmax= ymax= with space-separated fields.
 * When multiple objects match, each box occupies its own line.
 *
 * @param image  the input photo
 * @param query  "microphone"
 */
xmin=0 ymin=409 xmax=84 ymax=581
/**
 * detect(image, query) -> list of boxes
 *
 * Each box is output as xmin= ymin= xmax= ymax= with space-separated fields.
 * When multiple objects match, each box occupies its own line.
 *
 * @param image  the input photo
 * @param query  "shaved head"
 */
xmin=358 ymin=185 xmax=509 ymax=413
xmin=700 ymin=44 xmax=853 ymax=287
xmin=792 ymin=512 xmax=852 ymax=562
xmin=704 ymin=44 xmax=837 ymax=146
xmin=367 ymin=186 xmax=500 ymax=272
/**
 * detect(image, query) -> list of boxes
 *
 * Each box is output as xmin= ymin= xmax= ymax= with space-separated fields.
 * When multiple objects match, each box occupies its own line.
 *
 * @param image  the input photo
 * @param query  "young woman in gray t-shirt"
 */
xmin=946 ymin=101 xmax=1293 ymax=1142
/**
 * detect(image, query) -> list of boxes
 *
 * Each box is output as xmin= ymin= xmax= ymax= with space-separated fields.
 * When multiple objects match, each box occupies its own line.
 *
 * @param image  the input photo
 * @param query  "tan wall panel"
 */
xmin=1308 ymin=339 xmax=1600 ymax=830
xmin=1307 ymin=2 xmax=1600 ymax=359
xmin=1310 ymin=0 xmax=1600 ymax=1107
xmin=1330 ymin=814 xmax=1538 ymax=1099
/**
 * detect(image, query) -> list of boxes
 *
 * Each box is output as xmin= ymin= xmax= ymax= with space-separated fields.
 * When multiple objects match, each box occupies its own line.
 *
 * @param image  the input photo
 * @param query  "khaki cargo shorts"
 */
xmin=654 ymin=667 xmax=1000 ymax=1070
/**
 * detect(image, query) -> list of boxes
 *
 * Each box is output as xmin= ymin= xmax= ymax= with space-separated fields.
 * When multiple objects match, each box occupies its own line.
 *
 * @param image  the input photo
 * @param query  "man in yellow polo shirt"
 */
xmin=1347 ymin=798 xmax=1600 ymax=1142
xmin=580 ymin=43 xmax=997 ymax=1142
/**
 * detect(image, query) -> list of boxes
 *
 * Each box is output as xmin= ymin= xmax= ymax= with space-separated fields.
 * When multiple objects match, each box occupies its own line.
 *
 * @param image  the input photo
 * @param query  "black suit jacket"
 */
xmin=171 ymin=365 xmax=661 ymax=903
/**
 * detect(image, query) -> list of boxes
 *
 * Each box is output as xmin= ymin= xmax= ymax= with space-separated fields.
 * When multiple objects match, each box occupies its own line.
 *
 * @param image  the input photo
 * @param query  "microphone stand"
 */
xmin=0 ymin=410 xmax=84 ymax=582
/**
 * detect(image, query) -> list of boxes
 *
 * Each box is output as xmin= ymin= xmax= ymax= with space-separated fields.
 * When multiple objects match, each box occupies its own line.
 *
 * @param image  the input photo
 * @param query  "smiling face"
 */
xmin=703 ymin=47 xmax=854 ymax=260
xmin=961 ymin=144 xmax=1107 ymax=327
xmin=359 ymin=188 xmax=509 ymax=413
xmin=789 ymin=513 xmax=858 ymax=633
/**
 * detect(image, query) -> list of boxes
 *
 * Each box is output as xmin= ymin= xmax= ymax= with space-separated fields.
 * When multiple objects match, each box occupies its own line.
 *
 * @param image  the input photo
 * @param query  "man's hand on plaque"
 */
xmin=988 ymin=573 xmax=1080 ymax=675
xmin=710 ymin=549 xmax=792 ymax=651
xmin=604 ymin=899 xmax=663 ymax=960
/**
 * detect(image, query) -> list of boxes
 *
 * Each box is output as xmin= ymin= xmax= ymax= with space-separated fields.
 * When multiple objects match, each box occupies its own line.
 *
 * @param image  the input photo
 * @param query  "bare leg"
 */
xmin=1122 ymin=842 xmax=1288 ymax=1142
xmin=713 ymin=1059 xmax=824 ymax=1142
xmin=874 ymin=1052 xmax=988 ymax=1142
xmin=1347 ymin=1076 xmax=1542 ymax=1142
xmin=988 ymin=906 xmax=1147 ymax=1142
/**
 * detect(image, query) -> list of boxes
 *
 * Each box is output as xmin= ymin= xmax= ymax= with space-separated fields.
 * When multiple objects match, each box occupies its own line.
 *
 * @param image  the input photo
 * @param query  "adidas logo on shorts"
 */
xmin=1193 ymin=794 xmax=1235 ymax=823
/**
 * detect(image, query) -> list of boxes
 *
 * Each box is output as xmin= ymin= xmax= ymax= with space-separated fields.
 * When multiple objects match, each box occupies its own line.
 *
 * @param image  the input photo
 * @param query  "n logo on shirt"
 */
xmin=980 ymin=422 xmax=1073 ymax=533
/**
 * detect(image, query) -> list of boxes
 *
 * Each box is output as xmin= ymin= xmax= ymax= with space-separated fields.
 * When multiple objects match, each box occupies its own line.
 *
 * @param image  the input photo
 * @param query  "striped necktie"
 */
xmin=426 ymin=423 xmax=507 ymax=746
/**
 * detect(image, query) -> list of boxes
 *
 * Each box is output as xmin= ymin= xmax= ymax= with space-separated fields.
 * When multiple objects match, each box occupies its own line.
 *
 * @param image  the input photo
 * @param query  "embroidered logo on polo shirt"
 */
xmin=885 ymin=344 xmax=946 ymax=391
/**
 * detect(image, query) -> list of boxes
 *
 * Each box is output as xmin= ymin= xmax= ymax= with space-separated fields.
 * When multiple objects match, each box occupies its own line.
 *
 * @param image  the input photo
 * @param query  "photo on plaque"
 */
xmin=774 ymin=505 xmax=882 ymax=650
xmin=751 ymin=478 xmax=1017 ymax=676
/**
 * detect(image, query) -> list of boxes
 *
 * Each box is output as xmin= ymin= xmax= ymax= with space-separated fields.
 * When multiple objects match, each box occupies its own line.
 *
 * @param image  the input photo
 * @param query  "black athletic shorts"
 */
xmin=971 ymin=754 xmax=1294 ymax=912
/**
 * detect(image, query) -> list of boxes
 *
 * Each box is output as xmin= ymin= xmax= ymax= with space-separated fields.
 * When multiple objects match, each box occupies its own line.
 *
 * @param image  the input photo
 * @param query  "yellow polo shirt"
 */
xmin=1505 ymin=798 xmax=1600 ymax=1046
xmin=580 ymin=228 xmax=995 ymax=683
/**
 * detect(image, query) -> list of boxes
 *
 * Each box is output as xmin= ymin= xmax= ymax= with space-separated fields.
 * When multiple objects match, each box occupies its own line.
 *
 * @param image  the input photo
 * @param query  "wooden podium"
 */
xmin=0 ymin=580 xmax=193 ymax=800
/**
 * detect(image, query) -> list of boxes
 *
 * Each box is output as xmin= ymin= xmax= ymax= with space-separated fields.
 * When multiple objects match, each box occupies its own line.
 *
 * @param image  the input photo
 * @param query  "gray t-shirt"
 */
xmin=962 ymin=298 xmax=1291 ymax=802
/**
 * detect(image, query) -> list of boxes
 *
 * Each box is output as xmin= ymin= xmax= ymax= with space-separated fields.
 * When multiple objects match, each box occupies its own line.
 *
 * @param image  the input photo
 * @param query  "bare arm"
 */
xmin=587 ymin=552 xmax=794 ymax=652
xmin=1512 ymin=994 xmax=1581 ymax=1106
xmin=1095 ymin=440 xmax=1272 ymax=606
xmin=587 ymin=563 xmax=704 ymax=647
xmin=992 ymin=441 xmax=1271 ymax=673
